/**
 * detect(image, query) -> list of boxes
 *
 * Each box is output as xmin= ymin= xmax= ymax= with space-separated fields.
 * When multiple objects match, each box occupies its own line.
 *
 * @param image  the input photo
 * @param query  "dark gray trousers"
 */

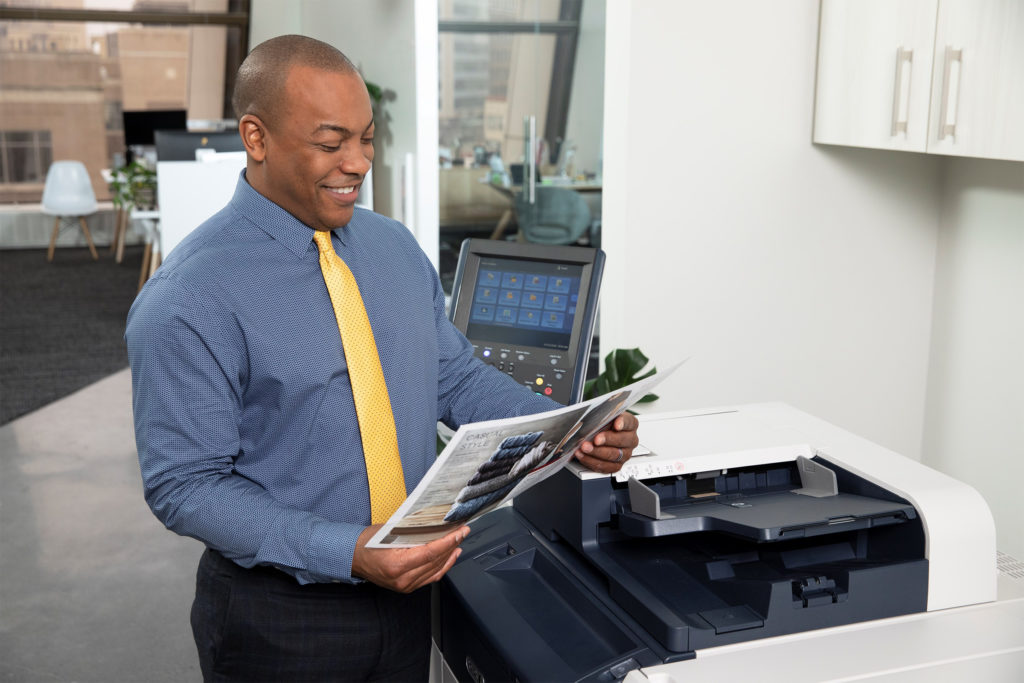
xmin=191 ymin=548 xmax=430 ymax=682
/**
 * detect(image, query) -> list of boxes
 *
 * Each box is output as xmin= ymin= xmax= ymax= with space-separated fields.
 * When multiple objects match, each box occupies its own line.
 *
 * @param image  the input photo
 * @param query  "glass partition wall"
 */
xmin=437 ymin=0 xmax=604 ymax=294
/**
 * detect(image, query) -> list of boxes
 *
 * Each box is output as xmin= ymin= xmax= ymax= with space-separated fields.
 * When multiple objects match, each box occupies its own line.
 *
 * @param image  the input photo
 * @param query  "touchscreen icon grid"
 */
xmin=471 ymin=269 xmax=578 ymax=333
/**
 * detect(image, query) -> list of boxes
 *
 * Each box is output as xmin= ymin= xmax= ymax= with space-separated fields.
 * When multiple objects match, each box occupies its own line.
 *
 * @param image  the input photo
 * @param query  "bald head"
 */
xmin=232 ymin=35 xmax=359 ymax=126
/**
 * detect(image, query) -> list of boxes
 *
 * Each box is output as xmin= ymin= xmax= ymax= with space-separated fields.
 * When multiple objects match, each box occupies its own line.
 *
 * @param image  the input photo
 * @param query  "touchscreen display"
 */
xmin=465 ymin=256 xmax=582 ymax=351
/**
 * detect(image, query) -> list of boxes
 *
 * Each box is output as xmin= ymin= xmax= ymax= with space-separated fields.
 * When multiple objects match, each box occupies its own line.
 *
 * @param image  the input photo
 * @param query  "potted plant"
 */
xmin=109 ymin=159 xmax=157 ymax=210
xmin=583 ymin=347 xmax=660 ymax=408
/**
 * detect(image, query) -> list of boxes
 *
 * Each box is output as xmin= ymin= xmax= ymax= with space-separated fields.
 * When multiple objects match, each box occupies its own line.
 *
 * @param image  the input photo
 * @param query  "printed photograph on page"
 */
xmin=367 ymin=362 xmax=680 ymax=548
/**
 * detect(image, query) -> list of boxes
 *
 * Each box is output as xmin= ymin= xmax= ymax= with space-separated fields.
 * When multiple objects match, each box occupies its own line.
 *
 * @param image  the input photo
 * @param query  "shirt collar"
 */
xmin=228 ymin=171 xmax=349 ymax=258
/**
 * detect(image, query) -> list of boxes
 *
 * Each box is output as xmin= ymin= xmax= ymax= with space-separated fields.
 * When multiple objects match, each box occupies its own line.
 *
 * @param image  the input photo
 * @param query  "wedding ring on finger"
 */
xmin=615 ymin=448 xmax=624 ymax=463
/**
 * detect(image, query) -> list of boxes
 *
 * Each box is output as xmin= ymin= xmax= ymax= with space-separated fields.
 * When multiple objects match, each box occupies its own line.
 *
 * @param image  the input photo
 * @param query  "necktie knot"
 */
xmin=312 ymin=230 xmax=333 ymax=254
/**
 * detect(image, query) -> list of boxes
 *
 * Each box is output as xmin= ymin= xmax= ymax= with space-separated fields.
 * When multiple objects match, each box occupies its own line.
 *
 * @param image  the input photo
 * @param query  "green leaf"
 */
xmin=603 ymin=350 xmax=620 ymax=385
xmin=582 ymin=347 xmax=660 ymax=406
xmin=364 ymin=81 xmax=383 ymax=104
xmin=635 ymin=367 xmax=657 ymax=381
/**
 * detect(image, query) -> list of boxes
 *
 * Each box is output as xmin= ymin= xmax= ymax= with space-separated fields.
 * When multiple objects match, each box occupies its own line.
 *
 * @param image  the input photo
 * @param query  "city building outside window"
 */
xmin=0 ymin=0 xmax=248 ymax=204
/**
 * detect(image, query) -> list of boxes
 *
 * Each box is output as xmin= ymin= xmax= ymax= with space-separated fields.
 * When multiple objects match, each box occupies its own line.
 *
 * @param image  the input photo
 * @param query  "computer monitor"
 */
xmin=449 ymin=239 xmax=604 ymax=405
xmin=122 ymin=109 xmax=187 ymax=147
xmin=154 ymin=130 xmax=245 ymax=161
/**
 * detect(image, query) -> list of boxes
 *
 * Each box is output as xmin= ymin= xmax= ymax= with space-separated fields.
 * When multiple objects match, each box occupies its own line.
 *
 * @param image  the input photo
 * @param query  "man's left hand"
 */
xmin=575 ymin=412 xmax=639 ymax=474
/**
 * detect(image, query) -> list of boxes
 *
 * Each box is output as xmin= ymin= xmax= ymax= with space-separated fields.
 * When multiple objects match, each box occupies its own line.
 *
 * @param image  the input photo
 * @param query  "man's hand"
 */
xmin=574 ymin=412 xmax=640 ymax=474
xmin=351 ymin=524 xmax=470 ymax=593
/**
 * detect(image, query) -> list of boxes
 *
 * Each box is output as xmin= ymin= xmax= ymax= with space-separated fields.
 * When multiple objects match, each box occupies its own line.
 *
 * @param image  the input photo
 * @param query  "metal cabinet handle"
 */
xmin=938 ymin=46 xmax=963 ymax=140
xmin=891 ymin=47 xmax=914 ymax=136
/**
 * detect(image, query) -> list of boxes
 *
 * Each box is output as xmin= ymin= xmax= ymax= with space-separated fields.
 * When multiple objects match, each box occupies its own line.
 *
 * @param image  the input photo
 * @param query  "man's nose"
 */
xmin=340 ymin=144 xmax=372 ymax=176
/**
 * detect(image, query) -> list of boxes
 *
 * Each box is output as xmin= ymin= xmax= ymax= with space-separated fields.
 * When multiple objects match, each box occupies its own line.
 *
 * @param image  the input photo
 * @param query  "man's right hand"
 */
xmin=351 ymin=524 xmax=470 ymax=593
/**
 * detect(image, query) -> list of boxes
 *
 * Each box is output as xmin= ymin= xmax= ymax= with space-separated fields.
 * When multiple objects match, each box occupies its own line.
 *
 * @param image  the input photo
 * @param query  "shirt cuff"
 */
xmin=306 ymin=518 xmax=366 ymax=584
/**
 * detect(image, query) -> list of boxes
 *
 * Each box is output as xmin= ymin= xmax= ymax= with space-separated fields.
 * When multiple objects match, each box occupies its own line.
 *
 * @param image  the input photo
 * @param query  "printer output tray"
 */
xmin=617 ymin=490 xmax=917 ymax=541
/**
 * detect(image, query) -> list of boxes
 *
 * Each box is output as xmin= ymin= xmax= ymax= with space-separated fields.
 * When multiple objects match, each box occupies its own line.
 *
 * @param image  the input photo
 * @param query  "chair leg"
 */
xmin=47 ymin=217 xmax=60 ymax=262
xmin=490 ymin=208 xmax=514 ymax=240
xmin=79 ymin=217 xmax=99 ymax=260
xmin=115 ymin=209 xmax=128 ymax=263
xmin=138 ymin=242 xmax=152 ymax=292
xmin=150 ymin=248 xmax=161 ymax=278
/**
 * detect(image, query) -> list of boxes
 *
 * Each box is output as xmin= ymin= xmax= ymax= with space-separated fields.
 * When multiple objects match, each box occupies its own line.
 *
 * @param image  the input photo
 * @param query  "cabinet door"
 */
xmin=814 ymin=0 xmax=938 ymax=152
xmin=927 ymin=0 xmax=1024 ymax=161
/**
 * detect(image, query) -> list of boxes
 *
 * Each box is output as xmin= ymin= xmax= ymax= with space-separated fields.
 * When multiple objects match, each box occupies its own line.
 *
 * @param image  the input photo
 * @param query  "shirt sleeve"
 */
xmin=126 ymin=277 xmax=363 ymax=585
xmin=429 ymin=263 xmax=560 ymax=428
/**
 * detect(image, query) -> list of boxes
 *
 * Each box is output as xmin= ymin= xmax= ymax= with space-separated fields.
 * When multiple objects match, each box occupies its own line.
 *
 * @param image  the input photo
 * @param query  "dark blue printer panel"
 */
xmin=437 ymin=456 xmax=928 ymax=681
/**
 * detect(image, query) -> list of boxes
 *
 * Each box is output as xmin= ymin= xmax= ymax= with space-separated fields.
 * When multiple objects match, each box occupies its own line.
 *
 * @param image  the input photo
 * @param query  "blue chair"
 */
xmin=513 ymin=186 xmax=593 ymax=245
xmin=42 ymin=160 xmax=99 ymax=262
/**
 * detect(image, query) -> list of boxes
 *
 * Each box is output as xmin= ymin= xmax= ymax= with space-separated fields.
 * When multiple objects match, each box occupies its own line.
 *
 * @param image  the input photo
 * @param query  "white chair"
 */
xmin=41 ymin=160 xmax=99 ymax=262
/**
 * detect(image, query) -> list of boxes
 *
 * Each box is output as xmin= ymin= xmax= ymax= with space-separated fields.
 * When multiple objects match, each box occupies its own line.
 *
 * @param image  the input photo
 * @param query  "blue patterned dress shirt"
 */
xmin=125 ymin=173 xmax=557 ymax=584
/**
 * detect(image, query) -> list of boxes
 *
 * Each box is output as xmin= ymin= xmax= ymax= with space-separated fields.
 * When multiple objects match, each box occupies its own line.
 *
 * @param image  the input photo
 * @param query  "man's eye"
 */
xmin=320 ymin=144 xmax=340 ymax=152
xmin=362 ymin=137 xmax=374 ymax=145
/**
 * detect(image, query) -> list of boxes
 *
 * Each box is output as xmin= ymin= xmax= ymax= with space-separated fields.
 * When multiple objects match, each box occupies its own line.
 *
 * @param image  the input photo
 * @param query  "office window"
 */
xmin=438 ymin=0 xmax=572 ymax=168
xmin=439 ymin=31 xmax=557 ymax=165
xmin=437 ymin=0 xmax=603 ymax=294
xmin=0 ymin=0 xmax=248 ymax=204
xmin=0 ymin=131 xmax=53 ymax=184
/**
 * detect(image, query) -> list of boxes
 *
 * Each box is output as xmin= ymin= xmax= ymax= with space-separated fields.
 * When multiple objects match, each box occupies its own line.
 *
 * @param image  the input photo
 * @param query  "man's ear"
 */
xmin=239 ymin=114 xmax=267 ymax=162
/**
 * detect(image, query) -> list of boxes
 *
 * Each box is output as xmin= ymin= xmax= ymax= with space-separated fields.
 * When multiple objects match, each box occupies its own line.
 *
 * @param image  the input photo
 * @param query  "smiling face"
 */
xmin=240 ymin=64 xmax=374 ymax=230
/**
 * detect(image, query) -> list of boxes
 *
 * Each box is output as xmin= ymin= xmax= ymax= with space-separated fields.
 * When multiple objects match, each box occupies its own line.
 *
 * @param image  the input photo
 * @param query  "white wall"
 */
xmin=602 ymin=0 xmax=942 ymax=459
xmin=563 ymin=0 xmax=606 ymax=177
xmin=248 ymin=0 xmax=439 ymax=266
xmin=924 ymin=158 xmax=1024 ymax=560
xmin=245 ymin=0 xmax=1022 ymax=558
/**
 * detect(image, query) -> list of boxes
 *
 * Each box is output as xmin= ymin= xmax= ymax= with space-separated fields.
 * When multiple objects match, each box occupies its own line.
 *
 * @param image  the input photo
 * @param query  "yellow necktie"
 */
xmin=313 ymin=230 xmax=406 ymax=524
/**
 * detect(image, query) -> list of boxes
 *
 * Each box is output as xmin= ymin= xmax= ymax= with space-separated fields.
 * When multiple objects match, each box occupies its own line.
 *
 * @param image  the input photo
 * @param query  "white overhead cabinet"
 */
xmin=814 ymin=0 xmax=1024 ymax=162
xmin=814 ymin=0 xmax=938 ymax=153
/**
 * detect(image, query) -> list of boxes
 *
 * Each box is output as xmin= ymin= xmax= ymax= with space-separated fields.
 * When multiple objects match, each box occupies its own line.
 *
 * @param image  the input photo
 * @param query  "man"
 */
xmin=126 ymin=35 xmax=638 ymax=682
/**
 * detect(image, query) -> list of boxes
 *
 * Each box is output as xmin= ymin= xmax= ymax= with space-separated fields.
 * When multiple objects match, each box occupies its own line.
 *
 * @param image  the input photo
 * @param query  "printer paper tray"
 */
xmin=617 ymin=491 xmax=916 ymax=541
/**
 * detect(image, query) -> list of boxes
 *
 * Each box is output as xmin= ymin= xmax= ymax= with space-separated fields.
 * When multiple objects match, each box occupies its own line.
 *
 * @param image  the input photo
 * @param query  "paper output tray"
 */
xmin=617 ymin=491 xmax=917 ymax=541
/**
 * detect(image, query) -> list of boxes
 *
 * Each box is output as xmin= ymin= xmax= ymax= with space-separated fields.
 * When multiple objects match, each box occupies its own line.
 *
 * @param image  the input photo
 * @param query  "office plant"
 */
xmin=583 ymin=347 xmax=659 ymax=407
xmin=109 ymin=159 xmax=157 ymax=210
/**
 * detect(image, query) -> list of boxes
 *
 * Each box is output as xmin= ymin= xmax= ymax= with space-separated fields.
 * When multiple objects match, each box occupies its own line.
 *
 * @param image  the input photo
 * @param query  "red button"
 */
xmin=544 ymin=387 xmax=553 ymax=396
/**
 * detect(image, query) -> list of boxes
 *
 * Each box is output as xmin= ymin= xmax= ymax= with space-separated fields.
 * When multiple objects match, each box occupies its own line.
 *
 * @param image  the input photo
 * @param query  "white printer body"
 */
xmin=435 ymin=403 xmax=998 ymax=682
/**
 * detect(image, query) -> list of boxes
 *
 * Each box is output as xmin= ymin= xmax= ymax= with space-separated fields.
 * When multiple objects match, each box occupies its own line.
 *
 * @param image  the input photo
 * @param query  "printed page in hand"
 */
xmin=367 ymin=363 xmax=678 ymax=548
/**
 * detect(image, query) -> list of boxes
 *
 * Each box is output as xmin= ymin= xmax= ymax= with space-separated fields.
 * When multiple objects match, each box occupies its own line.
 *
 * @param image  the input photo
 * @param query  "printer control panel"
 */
xmin=449 ymin=239 xmax=604 ymax=406
xmin=473 ymin=343 xmax=573 ymax=403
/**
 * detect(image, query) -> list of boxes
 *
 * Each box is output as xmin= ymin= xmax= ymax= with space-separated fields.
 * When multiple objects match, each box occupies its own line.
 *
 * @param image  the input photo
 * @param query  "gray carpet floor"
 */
xmin=0 ymin=246 xmax=144 ymax=425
